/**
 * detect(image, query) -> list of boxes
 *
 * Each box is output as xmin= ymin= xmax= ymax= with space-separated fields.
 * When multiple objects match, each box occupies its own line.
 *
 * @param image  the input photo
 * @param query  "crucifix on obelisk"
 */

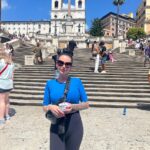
xmin=68 ymin=0 xmax=71 ymax=15
xmin=65 ymin=0 xmax=73 ymax=34
xmin=67 ymin=0 xmax=71 ymax=21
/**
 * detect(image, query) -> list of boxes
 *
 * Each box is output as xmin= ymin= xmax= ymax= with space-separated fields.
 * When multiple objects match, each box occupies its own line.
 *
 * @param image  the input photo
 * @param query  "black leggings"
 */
xmin=50 ymin=111 xmax=83 ymax=150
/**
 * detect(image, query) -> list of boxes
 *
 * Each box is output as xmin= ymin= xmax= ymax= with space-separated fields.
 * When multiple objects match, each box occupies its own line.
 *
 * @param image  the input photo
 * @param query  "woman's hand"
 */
xmin=63 ymin=103 xmax=73 ymax=114
xmin=49 ymin=105 xmax=65 ymax=118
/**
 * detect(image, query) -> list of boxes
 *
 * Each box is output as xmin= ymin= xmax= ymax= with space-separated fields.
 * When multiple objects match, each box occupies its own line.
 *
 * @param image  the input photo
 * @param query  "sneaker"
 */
xmin=0 ymin=119 xmax=5 ymax=125
xmin=101 ymin=70 xmax=107 ymax=73
xmin=5 ymin=115 xmax=11 ymax=121
xmin=94 ymin=71 xmax=99 ymax=73
xmin=0 ymin=119 xmax=5 ymax=129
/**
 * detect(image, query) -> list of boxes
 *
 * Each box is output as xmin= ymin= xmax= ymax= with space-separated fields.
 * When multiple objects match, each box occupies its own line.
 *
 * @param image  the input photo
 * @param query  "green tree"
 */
xmin=89 ymin=18 xmax=104 ymax=37
xmin=113 ymin=0 xmax=125 ymax=37
xmin=127 ymin=27 xmax=146 ymax=40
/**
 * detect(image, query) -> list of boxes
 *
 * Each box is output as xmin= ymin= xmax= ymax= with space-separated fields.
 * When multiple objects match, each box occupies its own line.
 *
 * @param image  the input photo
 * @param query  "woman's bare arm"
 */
xmin=72 ymin=102 xmax=89 ymax=111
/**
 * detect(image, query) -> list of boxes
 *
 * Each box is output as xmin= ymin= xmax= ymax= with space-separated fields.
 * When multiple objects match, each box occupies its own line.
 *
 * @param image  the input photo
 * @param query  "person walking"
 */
xmin=85 ymin=38 xmax=90 ymax=48
xmin=67 ymin=39 xmax=77 ymax=55
xmin=52 ymin=49 xmax=62 ymax=78
xmin=0 ymin=51 xmax=15 ymax=128
xmin=92 ymin=41 xmax=100 ymax=73
xmin=33 ymin=42 xmax=43 ymax=64
xmin=43 ymin=50 xmax=89 ymax=150
xmin=144 ymin=41 xmax=150 ymax=67
xmin=99 ymin=41 xmax=107 ymax=73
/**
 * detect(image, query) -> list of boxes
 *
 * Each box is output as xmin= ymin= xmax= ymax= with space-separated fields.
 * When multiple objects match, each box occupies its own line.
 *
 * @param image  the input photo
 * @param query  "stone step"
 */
xmin=10 ymin=93 xmax=150 ymax=103
xmin=14 ymin=73 xmax=148 ymax=79
xmin=11 ymin=89 xmax=150 ymax=96
xmin=15 ymin=64 xmax=148 ymax=68
xmin=14 ymin=84 xmax=150 ymax=89
xmin=13 ymin=80 xmax=149 ymax=85
xmin=18 ymin=64 xmax=145 ymax=69
xmin=13 ymin=77 xmax=148 ymax=82
xmin=14 ymin=71 xmax=149 ymax=76
xmin=13 ymin=86 xmax=150 ymax=92
xmin=10 ymin=46 xmax=150 ymax=108
xmin=9 ymin=98 xmax=149 ymax=108
xmin=13 ymin=73 xmax=149 ymax=79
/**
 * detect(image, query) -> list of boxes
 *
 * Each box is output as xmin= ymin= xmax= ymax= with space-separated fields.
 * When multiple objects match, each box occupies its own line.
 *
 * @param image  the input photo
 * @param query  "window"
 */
xmin=55 ymin=1 xmax=58 ymax=8
xmin=78 ymin=0 xmax=82 ymax=8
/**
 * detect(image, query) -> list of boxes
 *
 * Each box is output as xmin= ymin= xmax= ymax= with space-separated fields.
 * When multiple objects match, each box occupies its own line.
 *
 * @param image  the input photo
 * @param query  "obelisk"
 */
xmin=66 ymin=0 xmax=73 ymax=34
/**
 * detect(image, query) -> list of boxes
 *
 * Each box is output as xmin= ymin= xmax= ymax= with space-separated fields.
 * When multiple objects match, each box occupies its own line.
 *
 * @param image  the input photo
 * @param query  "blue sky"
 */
xmin=2 ymin=0 xmax=142 ymax=29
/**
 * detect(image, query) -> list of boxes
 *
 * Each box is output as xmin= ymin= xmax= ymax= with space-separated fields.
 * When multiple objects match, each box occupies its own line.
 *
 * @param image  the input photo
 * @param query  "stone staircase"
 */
xmin=10 ymin=45 xmax=150 ymax=108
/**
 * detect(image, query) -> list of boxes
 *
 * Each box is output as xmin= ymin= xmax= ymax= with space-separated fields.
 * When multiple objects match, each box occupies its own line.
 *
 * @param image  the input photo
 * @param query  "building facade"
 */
xmin=51 ymin=0 xmax=86 ymax=36
xmin=100 ymin=12 xmax=136 ymax=38
xmin=136 ymin=0 xmax=150 ymax=35
xmin=1 ymin=21 xmax=50 ymax=37
xmin=1 ymin=0 xmax=86 ymax=38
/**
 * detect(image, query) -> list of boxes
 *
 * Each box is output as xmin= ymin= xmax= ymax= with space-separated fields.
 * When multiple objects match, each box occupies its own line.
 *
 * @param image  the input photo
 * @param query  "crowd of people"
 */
xmin=91 ymin=40 xmax=115 ymax=74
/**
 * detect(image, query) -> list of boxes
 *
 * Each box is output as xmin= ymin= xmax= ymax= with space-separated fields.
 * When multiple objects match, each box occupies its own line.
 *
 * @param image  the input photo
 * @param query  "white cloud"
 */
xmin=2 ymin=0 xmax=10 ymax=9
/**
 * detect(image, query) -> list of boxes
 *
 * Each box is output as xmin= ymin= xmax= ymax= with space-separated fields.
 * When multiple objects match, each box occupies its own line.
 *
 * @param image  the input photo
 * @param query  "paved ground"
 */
xmin=0 ymin=106 xmax=150 ymax=150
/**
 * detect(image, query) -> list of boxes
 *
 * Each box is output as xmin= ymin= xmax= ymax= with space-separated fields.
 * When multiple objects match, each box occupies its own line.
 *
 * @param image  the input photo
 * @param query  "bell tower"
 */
xmin=51 ymin=0 xmax=63 ymax=11
xmin=75 ymin=0 xmax=85 ymax=9
xmin=50 ymin=0 xmax=86 ymax=36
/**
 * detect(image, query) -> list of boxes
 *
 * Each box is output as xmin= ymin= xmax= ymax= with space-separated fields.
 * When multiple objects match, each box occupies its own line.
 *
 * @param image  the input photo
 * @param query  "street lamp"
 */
xmin=113 ymin=0 xmax=125 ymax=38
xmin=54 ymin=15 xmax=57 ymax=36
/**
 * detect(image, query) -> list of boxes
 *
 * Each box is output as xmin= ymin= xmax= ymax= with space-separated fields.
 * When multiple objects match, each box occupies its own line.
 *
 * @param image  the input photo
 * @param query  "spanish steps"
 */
xmin=10 ymin=43 xmax=150 ymax=108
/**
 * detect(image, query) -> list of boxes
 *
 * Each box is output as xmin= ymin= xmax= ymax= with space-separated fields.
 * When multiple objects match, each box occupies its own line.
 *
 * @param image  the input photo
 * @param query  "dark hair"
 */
xmin=57 ymin=48 xmax=73 ymax=57
xmin=58 ymin=48 xmax=73 ymax=61
xmin=99 ymin=41 xmax=105 ymax=46
xmin=57 ymin=48 xmax=61 ymax=55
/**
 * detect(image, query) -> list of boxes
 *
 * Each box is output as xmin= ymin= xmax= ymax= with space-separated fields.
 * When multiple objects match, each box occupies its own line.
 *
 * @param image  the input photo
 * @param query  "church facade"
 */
xmin=1 ymin=0 xmax=86 ymax=37
xmin=51 ymin=0 xmax=86 ymax=36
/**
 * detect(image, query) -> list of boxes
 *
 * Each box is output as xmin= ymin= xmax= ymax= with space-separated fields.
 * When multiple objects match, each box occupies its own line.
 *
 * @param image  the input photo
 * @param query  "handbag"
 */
xmin=45 ymin=76 xmax=71 ymax=124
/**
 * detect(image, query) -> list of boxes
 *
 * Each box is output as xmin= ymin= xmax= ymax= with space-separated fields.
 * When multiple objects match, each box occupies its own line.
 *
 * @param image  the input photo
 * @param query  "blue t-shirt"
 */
xmin=43 ymin=77 xmax=88 ymax=106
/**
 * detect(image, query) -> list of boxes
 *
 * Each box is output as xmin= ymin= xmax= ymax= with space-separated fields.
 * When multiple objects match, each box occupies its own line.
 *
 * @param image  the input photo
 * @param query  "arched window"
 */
xmin=78 ymin=0 xmax=82 ymax=8
xmin=55 ymin=1 xmax=58 ymax=8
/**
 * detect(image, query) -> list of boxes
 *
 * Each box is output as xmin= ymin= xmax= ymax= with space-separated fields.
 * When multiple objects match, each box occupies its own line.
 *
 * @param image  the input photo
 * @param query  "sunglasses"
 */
xmin=57 ymin=60 xmax=72 ymax=68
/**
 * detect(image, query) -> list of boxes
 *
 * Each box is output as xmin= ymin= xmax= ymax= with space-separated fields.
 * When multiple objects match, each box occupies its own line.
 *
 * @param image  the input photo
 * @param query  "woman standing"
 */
xmin=43 ymin=50 xmax=89 ymax=150
xmin=0 ymin=51 xmax=15 ymax=127
xmin=99 ymin=41 xmax=107 ymax=73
